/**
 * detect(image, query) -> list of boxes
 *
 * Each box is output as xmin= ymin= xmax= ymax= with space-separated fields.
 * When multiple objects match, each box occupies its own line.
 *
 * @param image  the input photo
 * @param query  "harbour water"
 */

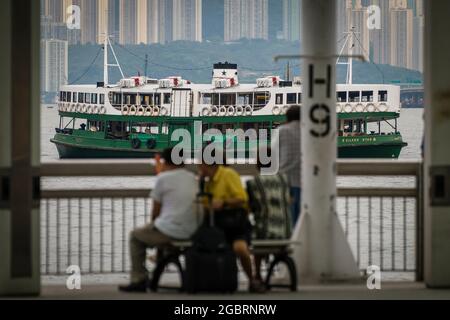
xmin=40 ymin=106 xmax=424 ymax=283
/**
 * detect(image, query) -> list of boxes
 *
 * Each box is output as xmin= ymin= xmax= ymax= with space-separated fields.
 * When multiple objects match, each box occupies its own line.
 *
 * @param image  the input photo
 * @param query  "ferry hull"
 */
xmin=52 ymin=138 xmax=406 ymax=159
xmin=338 ymin=143 xmax=406 ymax=158
xmin=52 ymin=139 xmax=156 ymax=159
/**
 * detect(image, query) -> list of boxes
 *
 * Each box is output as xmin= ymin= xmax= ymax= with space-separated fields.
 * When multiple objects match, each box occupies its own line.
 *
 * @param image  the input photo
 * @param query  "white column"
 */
xmin=291 ymin=0 xmax=359 ymax=282
xmin=424 ymin=0 xmax=450 ymax=288
xmin=0 ymin=0 xmax=41 ymax=296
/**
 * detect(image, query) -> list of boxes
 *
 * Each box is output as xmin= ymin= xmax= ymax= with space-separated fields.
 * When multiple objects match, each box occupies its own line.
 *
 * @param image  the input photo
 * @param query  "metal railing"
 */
xmin=39 ymin=159 xmax=423 ymax=280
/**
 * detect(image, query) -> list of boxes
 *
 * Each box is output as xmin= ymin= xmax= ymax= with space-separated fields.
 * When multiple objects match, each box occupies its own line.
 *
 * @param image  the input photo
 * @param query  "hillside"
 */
xmin=68 ymin=40 xmax=422 ymax=86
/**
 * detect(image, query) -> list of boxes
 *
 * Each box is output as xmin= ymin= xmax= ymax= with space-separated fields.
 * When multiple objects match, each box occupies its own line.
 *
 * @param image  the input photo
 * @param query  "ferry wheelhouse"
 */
xmin=51 ymin=62 xmax=407 ymax=159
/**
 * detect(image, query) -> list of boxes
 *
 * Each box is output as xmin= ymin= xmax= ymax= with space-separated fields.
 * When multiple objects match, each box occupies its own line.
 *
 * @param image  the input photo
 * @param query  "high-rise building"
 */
xmin=369 ymin=0 xmax=391 ymax=65
xmin=96 ymin=0 xmax=121 ymax=43
xmin=390 ymin=0 xmax=413 ymax=69
xmin=224 ymin=0 xmax=268 ymax=41
xmin=69 ymin=0 xmax=99 ymax=44
xmin=147 ymin=0 xmax=173 ymax=43
xmin=351 ymin=0 xmax=370 ymax=60
xmin=412 ymin=14 xmax=423 ymax=71
xmin=173 ymin=0 xmax=202 ymax=41
xmin=336 ymin=0 xmax=352 ymax=55
xmin=282 ymin=0 xmax=301 ymax=41
xmin=119 ymin=0 xmax=139 ymax=44
xmin=41 ymin=39 xmax=69 ymax=93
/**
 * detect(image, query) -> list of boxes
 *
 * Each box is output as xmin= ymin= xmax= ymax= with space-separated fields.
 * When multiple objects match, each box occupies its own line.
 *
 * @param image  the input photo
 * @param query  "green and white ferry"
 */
xmin=51 ymin=35 xmax=406 ymax=159
xmin=51 ymin=60 xmax=407 ymax=159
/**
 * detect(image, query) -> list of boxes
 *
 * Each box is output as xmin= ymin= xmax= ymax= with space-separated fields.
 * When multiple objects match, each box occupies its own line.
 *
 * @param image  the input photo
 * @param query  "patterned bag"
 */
xmin=246 ymin=174 xmax=292 ymax=239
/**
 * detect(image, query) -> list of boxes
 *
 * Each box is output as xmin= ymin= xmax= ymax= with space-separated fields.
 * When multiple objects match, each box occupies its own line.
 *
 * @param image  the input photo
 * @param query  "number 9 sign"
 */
xmin=309 ymin=104 xmax=331 ymax=138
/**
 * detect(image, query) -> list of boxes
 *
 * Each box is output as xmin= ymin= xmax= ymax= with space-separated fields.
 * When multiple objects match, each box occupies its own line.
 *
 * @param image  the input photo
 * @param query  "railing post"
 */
xmin=415 ymin=162 xmax=424 ymax=281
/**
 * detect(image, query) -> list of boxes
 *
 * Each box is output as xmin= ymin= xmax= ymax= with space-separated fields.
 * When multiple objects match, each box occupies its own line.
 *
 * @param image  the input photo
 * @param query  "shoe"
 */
xmin=118 ymin=281 xmax=148 ymax=293
xmin=249 ymin=279 xmax=267 ymax=293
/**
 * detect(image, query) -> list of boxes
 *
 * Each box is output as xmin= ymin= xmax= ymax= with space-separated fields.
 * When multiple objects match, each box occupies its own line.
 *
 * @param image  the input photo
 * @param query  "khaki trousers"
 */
xmin=129 ymin=223 xmax=172 ymax=283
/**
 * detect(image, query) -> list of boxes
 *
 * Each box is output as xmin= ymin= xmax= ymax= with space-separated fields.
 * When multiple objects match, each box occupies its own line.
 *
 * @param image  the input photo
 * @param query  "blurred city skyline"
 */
xmin=40 ymin=0 xmax=424 ymax=94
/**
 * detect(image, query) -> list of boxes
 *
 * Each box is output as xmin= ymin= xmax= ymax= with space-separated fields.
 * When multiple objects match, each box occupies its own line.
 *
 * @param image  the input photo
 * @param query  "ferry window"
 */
xmin=337 ymin=91 xmax=347 ymax=102
xmin=124 ymin=94 xmax=136 ymax=105
xmin=67 ymin=92 xmax=71 ymax=102
xmin=154 ymin=93 xmax=161 ymax=105
xmin=349 ymin=91 xmax=360 ymax=102
xmin=275 ymin=94 xmax=283 ymax=104
xmin=60 ymin=91 xmax=63 ymax=101
xmin=220 ymin=93 xmax=236 ymax=106
xmin=73 ymin=92 xmax=77 ymax=103
xmin=254 ymin=92 xmax=269 ymax=109
xmin=62 ymin=91 xmax=66 ymax=102
xmin=112 ymin=92 xmax=121 ymax=105
xmin=78 ymin=92 xmax=84 ymax=103
xmin=91 ymin=93 xmax=98 ymax=104
xmin=99 ymin=94 xmax=105 ymax=105
xmin=85 ymin=93 xmax=91 ymax=103
xmin=379 ymin=90 xmax=388 ymax=102
xmin=298 ymin=93 xmax=302 ymax=103
xmin=237 ymin=93 xmax=253 ymax=105
xmin=212 ymin=93 xmax=220 ymax=105
xmin=287 ymin=93 xmax=296 ymax=104
xmin=140 ymin=94 xmax=150 ymax=105
xmin=361 ymin=91 xmax=373 ymax=102
xmin=163 ymin=93 xmax=171 ymax=104
xmin=202 ymin=93 xmax=212 ymax=104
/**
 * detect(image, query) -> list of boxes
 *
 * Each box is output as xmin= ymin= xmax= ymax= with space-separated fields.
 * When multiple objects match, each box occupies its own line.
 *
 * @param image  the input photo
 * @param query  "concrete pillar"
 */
xmin=424 ymin=0 xmax=450 ymax=288
xmin=0 ymin=0 xmax=41 ymax=296
xmin=291 ymin=0 xmax=360 ymax=282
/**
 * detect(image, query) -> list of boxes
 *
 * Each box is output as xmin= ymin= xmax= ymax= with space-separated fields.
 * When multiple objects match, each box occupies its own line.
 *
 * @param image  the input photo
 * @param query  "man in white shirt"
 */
xmin=119 ymin=147 xmax=197 ymax=292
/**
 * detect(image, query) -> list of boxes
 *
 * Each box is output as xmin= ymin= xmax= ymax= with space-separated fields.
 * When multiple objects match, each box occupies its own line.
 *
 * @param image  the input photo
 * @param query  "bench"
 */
xmin=148 ymin=239 xmax=299 ymax=292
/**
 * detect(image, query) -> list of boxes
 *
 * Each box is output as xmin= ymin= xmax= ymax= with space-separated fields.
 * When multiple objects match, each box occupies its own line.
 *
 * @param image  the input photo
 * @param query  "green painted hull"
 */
xmin=51 ymin=135 xmax=407 ymax=159
xmin=52 ymin=139 xmax=156 ymax=158
xmin=51 ymin=111 xmax=407 ymax=159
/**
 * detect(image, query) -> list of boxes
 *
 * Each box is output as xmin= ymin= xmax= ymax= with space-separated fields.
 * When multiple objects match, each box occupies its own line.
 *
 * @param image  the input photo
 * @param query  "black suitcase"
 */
xmin=184 ymin=192 xmax=238 ymax=294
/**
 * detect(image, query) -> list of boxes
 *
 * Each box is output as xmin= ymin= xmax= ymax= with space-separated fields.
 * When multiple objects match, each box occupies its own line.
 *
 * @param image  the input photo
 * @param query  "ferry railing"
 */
xmin=39 ymin=159 xmax=423 ymax=281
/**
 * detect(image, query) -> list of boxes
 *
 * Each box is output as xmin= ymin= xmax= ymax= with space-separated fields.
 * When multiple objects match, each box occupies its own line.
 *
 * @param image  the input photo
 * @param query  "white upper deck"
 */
xmin=58 ymin=63 xmax=401 ymax=117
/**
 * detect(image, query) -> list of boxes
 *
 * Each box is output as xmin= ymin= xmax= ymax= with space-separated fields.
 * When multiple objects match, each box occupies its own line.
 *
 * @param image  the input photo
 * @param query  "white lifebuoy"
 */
xmin=344 ymin=104 xmax=353 ymax=113
xmin=272 ymin=105 xmax=281 ymax=115
xmin=227 ymin=106 xmax=236 ymax=116
xmin=76 ymin=104 xmax=83 ymax=113
xmin=144 ymin=106 xmax=153 ymax=116
xmin=160 ymin=106 xmax=168 ymax=116
xmin=365 ymin=103 xmax=376 ymax=112
xmin=355 ymin=103 xmax=364 ymax=112
xmin=86 ymin=105 xmax=93 ymax=114
xmin=235 ymin=105 xmax=244 ymax=116
xmin=137 ymin=106 xmax=145 ymax=116
xmin=99 ymin=105 xmax=106 ymax=114
xmin=377 ymin=103 xmax=388 ymax=112
xmin=218 ymin=106 xmax=227 ymax=116
xmin=72 ymin=104 xmax=77 ymax=112
xmin=82 ymin=104 xmax=88 ymax=113
xmin=152 ymin=106 xmax=160 ymax=116
xmin=201 ymin=107 xmax=211 ymax=116
xmin=244 ymin=105 xmax=253 ymax=116
xmin=210 ymin=106 xmax=219 ymax=116
xmin=92 ymin=105 xmax=99 ymax=114
xmin=122 ymin=105 xmax=129 ymax=115
xmin=129 ymin=105 xmax=137 ymax=115
xmin=281 ymin=105 xmax=290 ymax=114
xmin=336 ymin=104 xmax=342 ymax=113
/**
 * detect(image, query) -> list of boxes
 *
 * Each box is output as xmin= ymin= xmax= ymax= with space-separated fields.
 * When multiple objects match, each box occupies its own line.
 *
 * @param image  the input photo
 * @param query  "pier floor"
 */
xmin=10 ymin=282 xmax=450 ymax=300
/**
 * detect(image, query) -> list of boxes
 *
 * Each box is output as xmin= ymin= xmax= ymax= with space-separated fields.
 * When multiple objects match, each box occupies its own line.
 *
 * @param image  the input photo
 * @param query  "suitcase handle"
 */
xmin=196 ymin=192 xmax=215 ymax=227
